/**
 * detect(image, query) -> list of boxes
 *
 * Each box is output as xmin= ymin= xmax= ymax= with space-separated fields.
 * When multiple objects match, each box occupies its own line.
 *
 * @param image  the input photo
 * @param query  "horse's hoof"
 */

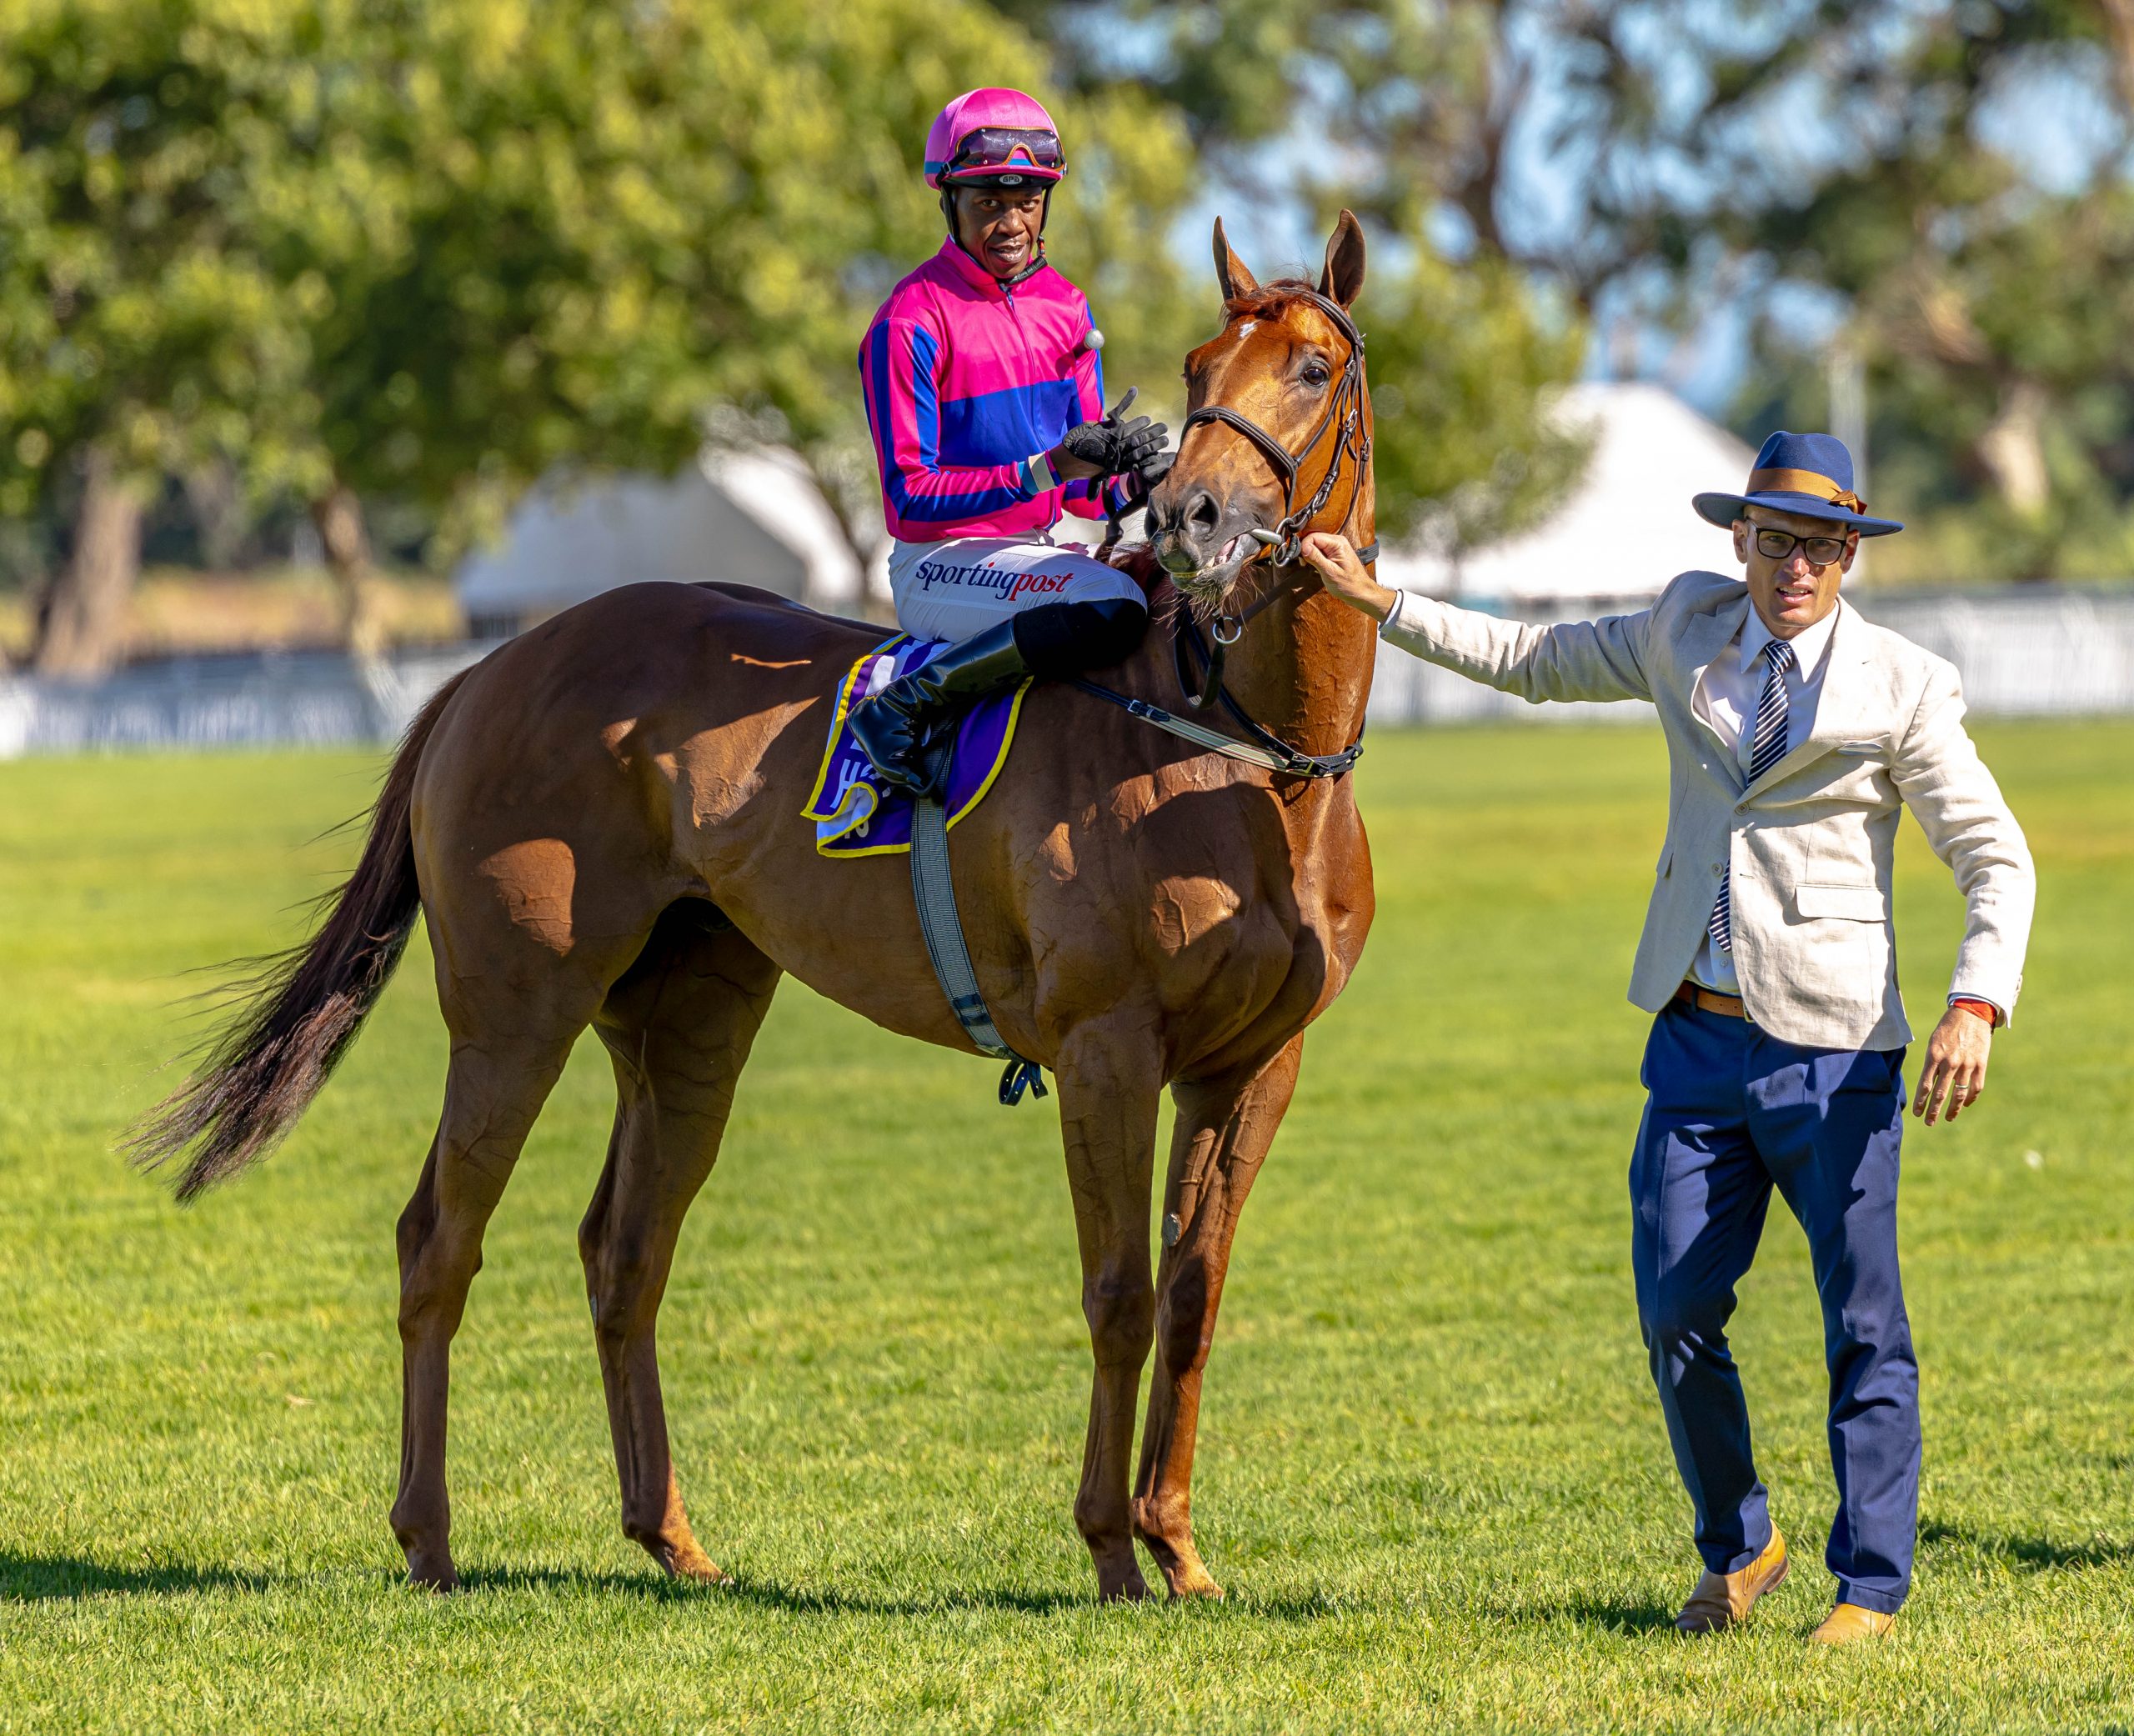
xmin=1133 ymin=1516 xmax=1222 ymax=1599
xmin=1154 ymin=1543 xmax=1224 ymax=1600
xmin=665 ymin=1543 xmax=730 ymax=1586
xmin=630 ymin=1525 xmax=730 ymax=1585
xmin=1097 ymin=1567 xmax=1154 ymax=1603
xmin=404 ymin=1557 xmax=459 ymax=1593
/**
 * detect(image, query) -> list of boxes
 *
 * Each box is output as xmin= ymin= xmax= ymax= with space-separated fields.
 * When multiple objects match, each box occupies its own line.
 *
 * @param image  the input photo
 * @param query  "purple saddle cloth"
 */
xmin=801 ymin=634 xmax=1031 ymax=857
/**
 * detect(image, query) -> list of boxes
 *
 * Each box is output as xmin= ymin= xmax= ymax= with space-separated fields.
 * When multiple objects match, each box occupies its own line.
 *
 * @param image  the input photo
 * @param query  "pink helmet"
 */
xmin=924 ymin=88 xmax=1066 ymax=190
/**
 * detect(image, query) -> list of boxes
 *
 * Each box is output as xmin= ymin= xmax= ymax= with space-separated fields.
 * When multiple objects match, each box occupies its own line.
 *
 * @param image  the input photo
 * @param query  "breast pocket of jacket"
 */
xmin=1793 ymin=883 xmax=1888 ymax=923
xmin=1799 ymin=750 xmax=1891 ymax=807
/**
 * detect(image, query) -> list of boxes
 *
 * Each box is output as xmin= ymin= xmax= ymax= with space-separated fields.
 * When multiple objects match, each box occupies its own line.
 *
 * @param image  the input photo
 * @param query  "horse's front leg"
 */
xmin=1054 ymin=1024 xmax=1164 ymax=1601
xmin=1131 ymin=1034 xmax=1303 ymax=1598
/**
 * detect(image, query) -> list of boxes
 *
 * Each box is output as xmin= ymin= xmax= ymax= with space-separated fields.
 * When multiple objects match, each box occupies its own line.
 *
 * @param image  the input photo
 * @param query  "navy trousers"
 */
xmin=1631 ymin=1001 xmax=1919 ymax=1613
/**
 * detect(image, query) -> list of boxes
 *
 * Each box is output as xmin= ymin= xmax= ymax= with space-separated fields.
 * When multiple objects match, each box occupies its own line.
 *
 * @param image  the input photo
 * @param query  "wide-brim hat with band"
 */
xmin=1693 ymin=430 xmax=1903 ymax=538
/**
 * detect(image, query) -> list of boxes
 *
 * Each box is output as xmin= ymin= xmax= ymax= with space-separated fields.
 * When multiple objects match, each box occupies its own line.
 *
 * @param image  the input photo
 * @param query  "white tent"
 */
xmin=455 ymin=448 xmax=884 ymax=637
xmin=1376 ymin=382 xmax=1757 ymax=605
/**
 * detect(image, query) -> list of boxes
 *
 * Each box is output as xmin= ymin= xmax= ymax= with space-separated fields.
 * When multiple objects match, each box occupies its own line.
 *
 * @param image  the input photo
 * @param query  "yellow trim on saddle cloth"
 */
xmin=800 ymin=634 xmax=1034 ymax=858
xmin=801 ymin=633 xmax=909 ymax=819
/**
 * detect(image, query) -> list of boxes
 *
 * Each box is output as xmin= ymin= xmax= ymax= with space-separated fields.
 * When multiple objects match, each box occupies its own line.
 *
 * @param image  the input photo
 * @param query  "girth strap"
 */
xmin=909 ymin=773 xmax=1046 ymax=1107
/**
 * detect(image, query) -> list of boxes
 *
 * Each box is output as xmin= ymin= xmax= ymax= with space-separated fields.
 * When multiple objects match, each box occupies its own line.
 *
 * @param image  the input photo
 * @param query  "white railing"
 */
xmin=0 ymin=644 xmax=487 ymax=758
xmin=2 ymin=589 xmax=2130 ymax=757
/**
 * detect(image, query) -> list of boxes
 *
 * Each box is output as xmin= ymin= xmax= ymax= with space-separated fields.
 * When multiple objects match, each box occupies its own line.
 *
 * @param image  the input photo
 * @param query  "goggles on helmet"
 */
xmin=938 ymin=126 xmax=1065 ymax=182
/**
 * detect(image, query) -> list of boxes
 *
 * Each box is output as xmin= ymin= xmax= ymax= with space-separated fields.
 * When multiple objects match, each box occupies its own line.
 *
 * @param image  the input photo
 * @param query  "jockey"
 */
xmin=849 ymin=86 xmax=1170 ymax=794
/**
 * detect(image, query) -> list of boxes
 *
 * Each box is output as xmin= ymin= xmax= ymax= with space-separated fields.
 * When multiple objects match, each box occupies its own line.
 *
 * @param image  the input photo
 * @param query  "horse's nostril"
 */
xmin=1186 ymin=492 xmax=1220 ymax=531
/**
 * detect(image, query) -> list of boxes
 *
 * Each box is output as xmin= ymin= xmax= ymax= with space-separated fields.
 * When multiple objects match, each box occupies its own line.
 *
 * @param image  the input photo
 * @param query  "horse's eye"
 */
xmin=1301 ymin=364 xmax=1330 ymax=388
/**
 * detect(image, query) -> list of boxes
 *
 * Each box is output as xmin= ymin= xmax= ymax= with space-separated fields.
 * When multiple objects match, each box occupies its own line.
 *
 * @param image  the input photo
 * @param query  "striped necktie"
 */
xmin=1707 ymin=637 xmax=1797 ymax=954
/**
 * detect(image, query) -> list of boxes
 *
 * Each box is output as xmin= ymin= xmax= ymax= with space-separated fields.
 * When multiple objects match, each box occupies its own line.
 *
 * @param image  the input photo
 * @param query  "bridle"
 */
xmin=1176 ymin=285 xmax=1375 ymax=576
xmin=1077 ymin=285 xmax=1376 ymax=780
xmin=1175 ymin=288 xmax=1375 ymax=722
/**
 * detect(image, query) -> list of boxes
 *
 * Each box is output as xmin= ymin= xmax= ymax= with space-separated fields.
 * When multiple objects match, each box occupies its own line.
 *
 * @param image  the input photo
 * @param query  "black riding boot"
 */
xmin=848 ymin=620 xmax=1030 ymax=798
xmin=850 ymin=598 xmax=1149 ymax=797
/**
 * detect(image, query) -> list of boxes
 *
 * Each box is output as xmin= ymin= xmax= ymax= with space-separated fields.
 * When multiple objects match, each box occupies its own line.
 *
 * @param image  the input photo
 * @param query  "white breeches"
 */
xmin=885 ymin=536 xmax=1145 ymax=643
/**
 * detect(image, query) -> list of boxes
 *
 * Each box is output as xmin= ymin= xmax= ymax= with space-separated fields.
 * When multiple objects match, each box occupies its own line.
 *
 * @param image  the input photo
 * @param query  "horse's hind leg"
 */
xmin=1130 ymin=1035 xmax=1303 ymax=1599
xmin=392 ymin=1023 xmax=584 ymax=1589
xmin=392 ymin=843 xmax=653 ymax=1591
xmin=582 ymin=908 xmax=781 ymax=1581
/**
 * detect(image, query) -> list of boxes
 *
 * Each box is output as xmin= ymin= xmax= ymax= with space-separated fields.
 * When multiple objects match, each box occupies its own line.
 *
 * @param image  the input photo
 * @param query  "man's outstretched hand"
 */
xmin=1913 ymin=1004 xmax=1993 ymax=1125
xmin=1299 ymin=532 xmax=1396 ymax=620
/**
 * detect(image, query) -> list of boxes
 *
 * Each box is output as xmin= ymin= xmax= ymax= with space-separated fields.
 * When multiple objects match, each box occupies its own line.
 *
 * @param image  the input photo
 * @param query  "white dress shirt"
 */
xmin=1686 ymin=604 xmax=1839 ymax=993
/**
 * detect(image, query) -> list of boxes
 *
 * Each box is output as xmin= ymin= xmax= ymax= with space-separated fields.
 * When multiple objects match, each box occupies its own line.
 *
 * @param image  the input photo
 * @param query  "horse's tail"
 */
xmin=127 ymin=668 xmax=471 ymax=1202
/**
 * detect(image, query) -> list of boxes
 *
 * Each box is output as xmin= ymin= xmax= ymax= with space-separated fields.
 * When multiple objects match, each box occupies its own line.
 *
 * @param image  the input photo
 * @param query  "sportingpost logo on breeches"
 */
xmin=914 ymin=559 xmax=1078 ymax=602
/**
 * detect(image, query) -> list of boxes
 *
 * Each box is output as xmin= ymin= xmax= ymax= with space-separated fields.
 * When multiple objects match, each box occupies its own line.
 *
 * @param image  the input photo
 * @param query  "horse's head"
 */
xmin=1147 ymin=211 xmax=1370 ymax=608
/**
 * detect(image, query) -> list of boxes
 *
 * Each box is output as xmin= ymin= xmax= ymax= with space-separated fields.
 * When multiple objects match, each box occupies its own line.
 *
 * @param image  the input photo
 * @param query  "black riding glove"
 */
xmin=1132 ymin=449 xmax=1175 ymax=491
xmin=1056 ymin=388 xmax=1170 ymax=479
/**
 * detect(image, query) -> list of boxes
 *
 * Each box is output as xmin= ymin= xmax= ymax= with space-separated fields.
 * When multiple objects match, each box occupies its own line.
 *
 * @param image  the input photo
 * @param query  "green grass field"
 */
xmin=3 ymin=722 xmax=2130 ymax=1733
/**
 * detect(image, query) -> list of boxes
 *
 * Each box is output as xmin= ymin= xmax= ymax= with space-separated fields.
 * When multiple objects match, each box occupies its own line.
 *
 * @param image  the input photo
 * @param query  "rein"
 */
xmin=1080 ymin=285 xmax=1375 ymax=781
xmin=1068 ymin=660 xmax=1365 ymax=780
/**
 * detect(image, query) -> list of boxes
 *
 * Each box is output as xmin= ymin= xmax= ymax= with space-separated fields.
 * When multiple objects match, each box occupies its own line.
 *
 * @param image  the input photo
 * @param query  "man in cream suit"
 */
xmin=1300 ymin=432 xmax=2035 ymax=1646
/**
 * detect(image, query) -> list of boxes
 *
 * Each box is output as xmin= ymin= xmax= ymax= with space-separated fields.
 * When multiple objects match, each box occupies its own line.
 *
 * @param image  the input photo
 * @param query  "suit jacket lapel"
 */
xmin=1679 ymin=589 xmax=1750 ymax=788
xmin=1745 ymin=598 xmax=1866 ymax=797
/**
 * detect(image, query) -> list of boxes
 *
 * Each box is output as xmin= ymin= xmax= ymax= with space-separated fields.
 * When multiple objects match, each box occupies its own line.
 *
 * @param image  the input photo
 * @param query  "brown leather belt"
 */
xmin=1674 ymin=980 xmax=1750 ymax=1019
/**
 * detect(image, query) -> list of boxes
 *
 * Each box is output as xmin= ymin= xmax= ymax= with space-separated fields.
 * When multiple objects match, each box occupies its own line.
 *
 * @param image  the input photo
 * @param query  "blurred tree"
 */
xmin=4 ymin=0 xmax=1600 ymax=663
xmin=2 ymin=0 xmax=1202 ymax=657
xmin=1363 ymin=243 xmax=1588 ymax=552
xmin=0 ymin=3 xmax=314 ymax=675
xmin=1538 ymin=0 xmax=2134 ymax=580
xmin=1028 ymin=1 xmax=2134 ymax=576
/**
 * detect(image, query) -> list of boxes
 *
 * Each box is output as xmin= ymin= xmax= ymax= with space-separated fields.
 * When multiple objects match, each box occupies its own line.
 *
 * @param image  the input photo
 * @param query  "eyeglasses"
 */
xmin=1754 ymin=528 xmax=1851 ymax=566
xmin=947 ymin=127 xmax=1064 ymax=174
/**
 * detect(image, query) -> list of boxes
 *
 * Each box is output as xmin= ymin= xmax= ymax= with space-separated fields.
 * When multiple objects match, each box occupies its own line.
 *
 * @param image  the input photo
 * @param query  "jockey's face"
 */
xmin=952 ymin=183 xmax=1049 ymax=278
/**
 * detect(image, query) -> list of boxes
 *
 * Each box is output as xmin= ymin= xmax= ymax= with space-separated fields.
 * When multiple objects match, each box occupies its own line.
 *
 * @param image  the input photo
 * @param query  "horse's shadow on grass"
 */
xmin=3 ymin=1553 xmax=1342 ymax=1622
xmin=1921 ymin=1522 xmax=2134 ymax=1574
xmin=460 ymin=1564 xmax=1337 ymax=1621
xmin=456 ymin=1565 xmax=1081 ymax=1615
xmin=0 ymin=1553 xmax=272 ymax=1602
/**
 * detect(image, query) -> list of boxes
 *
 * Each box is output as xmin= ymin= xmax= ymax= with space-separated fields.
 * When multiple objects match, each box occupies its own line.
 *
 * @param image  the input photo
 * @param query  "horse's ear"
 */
xmin=1319 ymin=209 xmax=1366 ymax=308
xmin=1213 ymin=217 xmax=1259 ymax=305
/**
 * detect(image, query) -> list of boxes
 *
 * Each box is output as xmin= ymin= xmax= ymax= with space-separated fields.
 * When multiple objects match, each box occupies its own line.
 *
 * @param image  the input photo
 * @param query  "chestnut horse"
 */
xmin=134 ymin=213 xmax=1378 ymax=1601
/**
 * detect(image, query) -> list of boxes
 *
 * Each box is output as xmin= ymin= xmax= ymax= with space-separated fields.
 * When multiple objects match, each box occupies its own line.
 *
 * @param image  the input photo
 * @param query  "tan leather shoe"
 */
xmin=1808 ymin=1602 xmax=1896 ymax=1645
xmin=1674 ymin=1529 xmax=1789 ymax=1633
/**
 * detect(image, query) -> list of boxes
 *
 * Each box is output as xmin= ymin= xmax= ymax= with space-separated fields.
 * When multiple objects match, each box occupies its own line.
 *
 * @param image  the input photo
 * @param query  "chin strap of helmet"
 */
xmin=941 ymin=186 xmax=1054 ymax=287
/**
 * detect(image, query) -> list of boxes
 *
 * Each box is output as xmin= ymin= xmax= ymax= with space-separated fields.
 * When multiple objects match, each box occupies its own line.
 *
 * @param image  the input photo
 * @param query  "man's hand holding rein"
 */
xmin=1300 ymin=532 xmax=1396 ymax=620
